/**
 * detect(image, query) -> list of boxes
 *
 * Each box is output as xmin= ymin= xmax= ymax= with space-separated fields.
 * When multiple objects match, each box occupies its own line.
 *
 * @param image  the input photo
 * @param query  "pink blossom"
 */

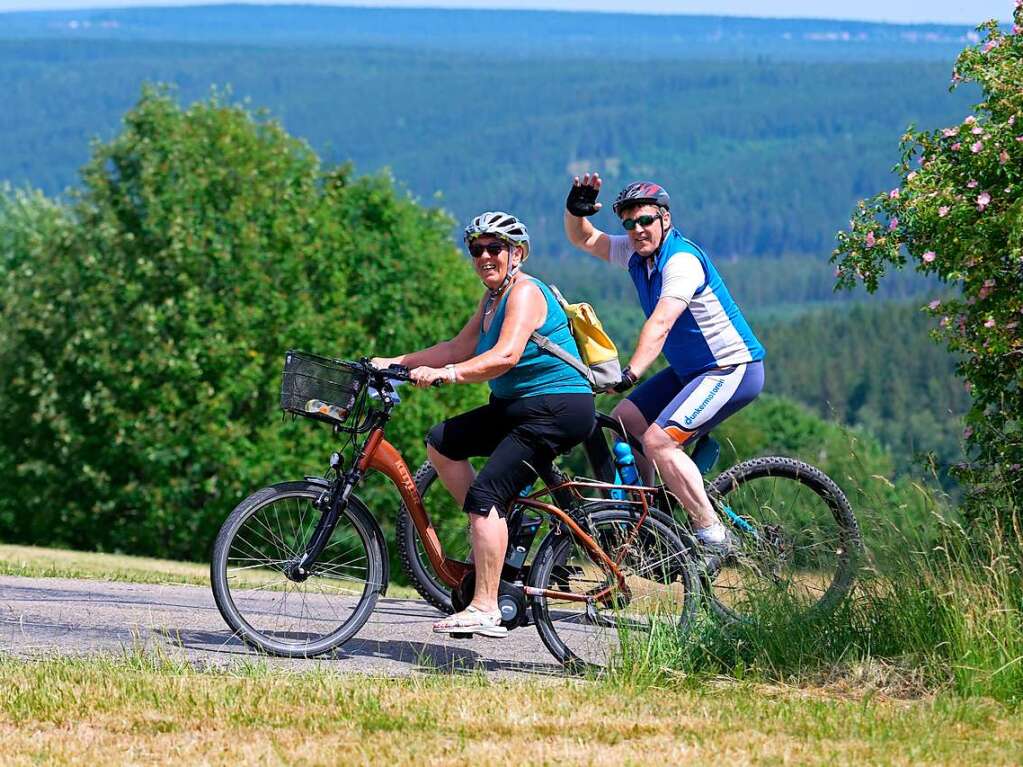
xmin=971 ymin=141 xmax=984 ymax=153
xmin=865 ymin=231 xmax=876 ymax=248
xmin=979 ymin=279 xmax=995 ymax=299
xmin=952 ymin=142 xmax=962 ymax=151
xmin=1011 ymin=116 xmax=1017 ymax=126
xmin=942 ymin=127 xmax=958 ymax=138
xmin=977 ymin=191 xmax=991 ymax=211
xmin=1017 ymin=136 xmax=1023 ymax=142
xmin=985 ymin=318 xmax=996 ymax=328
xmin=1000 ymin=150 xmax=1010 ymax=165
xmin=907 ymin=171 xmax=918 ymax=181
xmin=889 ymin=217 xmax=899 ymax=230
xmin=964 ymin=426 xmax=973 ymax=438
xmin=1015 ymin=25 xmax=1023 ymax=35
xmin=889 ymin=188 xmax=900 ymax=199
xmin=967 ymin=179 xmax=978 ymax=188
xmin=929 ymin=299 xmax=941 ymax=310
xmin=972 ymin=126 xmax=984 ymax=135
xmin=983 ymin=39 xmax=1000 ymax=53
xmin=922 ymin=251 xmax=936 ymax=263
xmin=965 ymin=116 xmax=976 ymax=125
xmin=939 ymin=206 xmax=950 ymax=217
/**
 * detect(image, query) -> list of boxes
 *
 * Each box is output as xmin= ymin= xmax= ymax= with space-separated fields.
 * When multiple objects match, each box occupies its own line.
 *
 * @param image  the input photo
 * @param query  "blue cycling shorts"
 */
xmin=627 ymin=361 xmax=764 ymax=445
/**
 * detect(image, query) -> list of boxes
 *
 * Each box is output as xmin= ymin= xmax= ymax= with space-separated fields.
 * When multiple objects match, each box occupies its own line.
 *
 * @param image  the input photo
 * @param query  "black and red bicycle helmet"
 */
xmin=612 ymin=181 xmax=671 ymax=215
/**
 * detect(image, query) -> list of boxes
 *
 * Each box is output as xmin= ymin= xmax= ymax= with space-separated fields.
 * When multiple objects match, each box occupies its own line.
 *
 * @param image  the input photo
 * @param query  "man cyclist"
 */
xmin=564 ymin=172 xmax=765 ymax=563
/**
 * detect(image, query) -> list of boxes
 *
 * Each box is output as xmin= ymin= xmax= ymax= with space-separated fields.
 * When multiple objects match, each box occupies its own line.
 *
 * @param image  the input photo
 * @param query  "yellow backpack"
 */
xmin=531 ymin=285 xmax=622 ymax=393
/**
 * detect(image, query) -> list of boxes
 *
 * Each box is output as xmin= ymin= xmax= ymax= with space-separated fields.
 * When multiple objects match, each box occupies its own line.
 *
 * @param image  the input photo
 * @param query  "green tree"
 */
xmin=832 ymin=9 xmax=1023 ymax=526
xmin=0 ymin=86 xmax=483 ymax=560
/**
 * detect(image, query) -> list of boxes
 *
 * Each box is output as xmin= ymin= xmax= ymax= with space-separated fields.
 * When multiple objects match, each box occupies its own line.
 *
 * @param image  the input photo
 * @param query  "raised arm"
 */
xmin=564 ymin=172 xmax=612 ymax=262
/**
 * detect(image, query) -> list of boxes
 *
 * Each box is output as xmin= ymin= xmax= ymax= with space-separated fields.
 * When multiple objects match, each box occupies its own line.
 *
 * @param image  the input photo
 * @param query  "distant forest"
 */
xmin=0 ymin=6 xmax=974 ymax=481
xmin=0 ymin=16 xmax=976 ymax=260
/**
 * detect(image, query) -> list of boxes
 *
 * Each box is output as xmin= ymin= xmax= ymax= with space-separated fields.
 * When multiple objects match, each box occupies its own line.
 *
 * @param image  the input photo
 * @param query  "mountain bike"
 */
xmin=399 ymin=395 xmax=863 ymax=625
xmin=209 ymin=352 xmax=702 ymax=670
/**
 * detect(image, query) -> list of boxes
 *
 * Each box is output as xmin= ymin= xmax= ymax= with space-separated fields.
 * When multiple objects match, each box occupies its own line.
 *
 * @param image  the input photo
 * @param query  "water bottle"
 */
xmin=611 ymin=440 xmax=640 ymax=500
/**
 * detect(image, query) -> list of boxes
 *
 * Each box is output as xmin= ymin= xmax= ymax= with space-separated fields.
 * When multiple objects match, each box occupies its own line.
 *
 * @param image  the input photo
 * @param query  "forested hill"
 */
xmin=0 ymin=5 xmax=984 ymax=60
xmin=0 ymin=37 xmax=974 ymax=260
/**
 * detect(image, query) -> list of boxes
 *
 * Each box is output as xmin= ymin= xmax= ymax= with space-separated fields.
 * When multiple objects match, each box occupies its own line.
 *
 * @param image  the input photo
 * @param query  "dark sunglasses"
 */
xmin=468 ymin=241 xmax=508 ymax=258
xmin=621 ymin=213 xmax=661 ymax=231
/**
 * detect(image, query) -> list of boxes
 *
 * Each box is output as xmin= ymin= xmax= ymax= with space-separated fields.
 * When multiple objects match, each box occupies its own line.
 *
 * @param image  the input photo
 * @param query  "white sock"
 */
xmin=695 ymin=522 xmax=726 ymax=544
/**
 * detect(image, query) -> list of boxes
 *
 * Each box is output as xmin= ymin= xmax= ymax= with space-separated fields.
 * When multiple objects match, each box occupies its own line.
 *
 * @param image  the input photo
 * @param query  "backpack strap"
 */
xmin=530 ymin=331 xmax=595 ymax=385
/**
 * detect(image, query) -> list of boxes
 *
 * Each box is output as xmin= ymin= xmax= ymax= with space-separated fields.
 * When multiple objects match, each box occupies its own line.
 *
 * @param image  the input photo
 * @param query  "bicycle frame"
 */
xmin=292 ymin=363 xmax=666 ymax=602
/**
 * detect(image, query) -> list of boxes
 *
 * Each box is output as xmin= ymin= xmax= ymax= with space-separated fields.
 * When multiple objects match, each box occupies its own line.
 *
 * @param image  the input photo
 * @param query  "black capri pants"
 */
xmin=425 ymin=393 xmax=596 ymax=518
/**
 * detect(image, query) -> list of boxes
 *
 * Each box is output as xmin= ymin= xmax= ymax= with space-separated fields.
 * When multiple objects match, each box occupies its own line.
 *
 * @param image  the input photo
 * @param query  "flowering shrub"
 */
xmin=832 ymin=6 xmax=1023 ymax=525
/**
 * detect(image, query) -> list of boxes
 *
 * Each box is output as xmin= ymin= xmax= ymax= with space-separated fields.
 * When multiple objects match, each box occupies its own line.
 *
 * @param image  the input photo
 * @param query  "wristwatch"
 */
xmin=444 ymin=364 xmax=458 ymax=383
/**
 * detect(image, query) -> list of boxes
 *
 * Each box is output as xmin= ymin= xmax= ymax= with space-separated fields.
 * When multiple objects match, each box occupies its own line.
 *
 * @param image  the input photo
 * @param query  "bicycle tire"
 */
xmin=529 ymin=504 xmax=700 ymax=672
xmin=211 ymin=480 xmax=386 ymax=658
xmin=706 ymin=456 xmax=862 ymax=623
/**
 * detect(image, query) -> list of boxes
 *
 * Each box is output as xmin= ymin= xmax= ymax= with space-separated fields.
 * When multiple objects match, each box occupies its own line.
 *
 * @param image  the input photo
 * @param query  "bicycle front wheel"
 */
xmin=707 ymin=457 xmax=862 ymax=623
xmin=210 ymin=481 xmax=386 ymax=658
xmin=529 ymin=505 xmax=700 ymax=672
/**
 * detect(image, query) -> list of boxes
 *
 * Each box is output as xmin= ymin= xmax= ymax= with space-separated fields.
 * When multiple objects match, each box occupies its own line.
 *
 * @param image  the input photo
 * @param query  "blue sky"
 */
xmin=0 ymin=1 xmax=1014 ymax=24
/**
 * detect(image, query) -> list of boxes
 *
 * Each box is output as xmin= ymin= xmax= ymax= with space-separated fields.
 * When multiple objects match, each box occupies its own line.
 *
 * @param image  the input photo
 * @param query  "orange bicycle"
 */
xmin=210 ymin=352 xmax=701 ymax=670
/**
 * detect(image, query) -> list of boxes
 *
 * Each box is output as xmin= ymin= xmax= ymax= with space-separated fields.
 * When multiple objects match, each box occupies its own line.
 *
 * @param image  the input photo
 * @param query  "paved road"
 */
xmin=0 ymin=575 xmax=565 ymax=678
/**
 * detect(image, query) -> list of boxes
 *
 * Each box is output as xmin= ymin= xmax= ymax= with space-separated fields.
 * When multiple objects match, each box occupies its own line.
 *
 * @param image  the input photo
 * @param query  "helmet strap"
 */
xmin=488 ymin=242 xmax=521 ymax=298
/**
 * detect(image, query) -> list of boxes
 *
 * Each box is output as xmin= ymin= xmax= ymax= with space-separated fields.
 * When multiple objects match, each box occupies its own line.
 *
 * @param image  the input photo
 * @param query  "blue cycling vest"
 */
xmin=627 ymin=228 xmax=765 ymax=379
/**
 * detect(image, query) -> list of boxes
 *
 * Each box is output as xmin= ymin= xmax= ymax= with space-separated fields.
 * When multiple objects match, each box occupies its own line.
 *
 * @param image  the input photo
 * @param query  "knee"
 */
xmin=642 ymin=424 xmax=674 ymax=458
xmin=463 ymin=480 xmax=506 ymax=519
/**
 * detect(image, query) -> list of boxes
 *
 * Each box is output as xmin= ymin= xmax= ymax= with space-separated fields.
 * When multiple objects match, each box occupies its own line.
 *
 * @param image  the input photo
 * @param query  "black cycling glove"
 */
xmin=566 ymin=183 xmax=600 ymax=217
xmin=613 ymin=366 xmax=638 ymax=394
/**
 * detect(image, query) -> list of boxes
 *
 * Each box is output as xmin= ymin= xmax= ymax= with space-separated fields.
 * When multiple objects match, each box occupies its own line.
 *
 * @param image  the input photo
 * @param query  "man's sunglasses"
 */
xmin=468 ymin=241 xmax=508 ymax=258
xmin=621 ymin=214 xmax=661 ymax=231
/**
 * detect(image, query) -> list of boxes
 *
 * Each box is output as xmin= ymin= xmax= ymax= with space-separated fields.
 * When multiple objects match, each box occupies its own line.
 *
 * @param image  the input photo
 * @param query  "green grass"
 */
xmin=1 ymin=653 xmax=1020 ymax=766
xmin=0 ymin=543 xmax=422 ymax=599
xmin=607 ymin=483 xmax=1023 ymax=708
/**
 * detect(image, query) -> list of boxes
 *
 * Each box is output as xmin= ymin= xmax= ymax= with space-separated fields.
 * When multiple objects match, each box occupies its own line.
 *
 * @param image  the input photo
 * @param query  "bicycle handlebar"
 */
xmin=361 ymin=358 xmax=445 ymax=387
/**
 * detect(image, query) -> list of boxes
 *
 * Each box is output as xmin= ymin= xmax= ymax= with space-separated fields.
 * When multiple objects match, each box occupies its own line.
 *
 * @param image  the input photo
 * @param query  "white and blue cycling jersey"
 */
xmin=609 ymin=227 xmax=765 ymax=379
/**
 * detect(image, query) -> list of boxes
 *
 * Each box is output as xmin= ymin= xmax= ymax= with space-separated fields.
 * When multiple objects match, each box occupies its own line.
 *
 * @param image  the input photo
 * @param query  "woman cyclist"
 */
xmin=372 ymin=211 xmax=595 ymax=638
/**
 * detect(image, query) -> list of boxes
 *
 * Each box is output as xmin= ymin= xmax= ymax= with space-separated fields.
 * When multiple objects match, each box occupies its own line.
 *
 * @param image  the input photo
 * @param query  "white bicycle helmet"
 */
xmin=463 ymin=211 xmax=530 ymax=261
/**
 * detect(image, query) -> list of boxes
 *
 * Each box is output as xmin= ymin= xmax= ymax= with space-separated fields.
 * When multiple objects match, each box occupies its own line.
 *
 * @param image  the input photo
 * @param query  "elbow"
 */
xmin=492 ymin=348 xmax=520 ymax=375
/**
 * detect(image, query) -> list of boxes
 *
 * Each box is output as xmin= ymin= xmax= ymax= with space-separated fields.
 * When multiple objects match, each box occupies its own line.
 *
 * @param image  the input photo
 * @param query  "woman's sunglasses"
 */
xmin=468 ymin=241 xmax=508 ymax=258
xmin=621 ymin=213 xmax=661 ymax=231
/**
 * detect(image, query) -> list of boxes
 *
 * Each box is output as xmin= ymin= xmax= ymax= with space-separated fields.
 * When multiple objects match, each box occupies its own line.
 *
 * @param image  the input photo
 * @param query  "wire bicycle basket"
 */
xmin=280 ymin=351 xmax=369 ymax=430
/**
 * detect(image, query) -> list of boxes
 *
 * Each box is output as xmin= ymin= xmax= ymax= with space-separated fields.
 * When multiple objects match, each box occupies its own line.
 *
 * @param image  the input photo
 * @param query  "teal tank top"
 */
xmin=475 ymin=277 xmax=592 ymax=399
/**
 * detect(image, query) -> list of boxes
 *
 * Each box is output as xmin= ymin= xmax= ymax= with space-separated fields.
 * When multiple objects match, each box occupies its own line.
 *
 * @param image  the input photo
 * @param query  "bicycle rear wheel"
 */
xmin=529 ymin=505 xmax=700 ymax=672
xmin=707 ymin=457 xmax=862 ymax=623
xmin=210 ymin=481 xmax=386 ymax=658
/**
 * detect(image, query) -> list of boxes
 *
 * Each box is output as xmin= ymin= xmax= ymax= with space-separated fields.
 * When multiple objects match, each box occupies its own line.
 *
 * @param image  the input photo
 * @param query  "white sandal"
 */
xmin=432 ymin=604 xmax=507 ymax=638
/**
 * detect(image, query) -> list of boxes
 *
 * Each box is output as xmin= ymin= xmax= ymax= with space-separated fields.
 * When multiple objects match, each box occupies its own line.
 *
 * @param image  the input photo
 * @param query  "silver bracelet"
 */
xmin=445 ymin=364 xmax=457 ymax=383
